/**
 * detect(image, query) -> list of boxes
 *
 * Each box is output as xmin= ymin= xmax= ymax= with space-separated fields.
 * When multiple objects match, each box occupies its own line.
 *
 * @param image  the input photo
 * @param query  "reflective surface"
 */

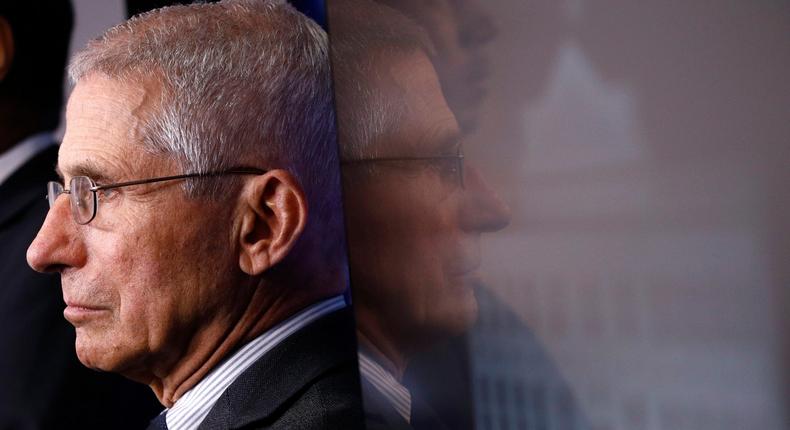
xmin=329 ymin=0 xmax=790 ymax=429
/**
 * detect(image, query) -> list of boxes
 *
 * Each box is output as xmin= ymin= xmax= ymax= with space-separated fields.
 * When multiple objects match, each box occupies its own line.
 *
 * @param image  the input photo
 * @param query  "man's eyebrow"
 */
xmin=58 ymin=161 xmax=114 ymax=184
xmin=434 ymin=129 xmax=463 ymax=155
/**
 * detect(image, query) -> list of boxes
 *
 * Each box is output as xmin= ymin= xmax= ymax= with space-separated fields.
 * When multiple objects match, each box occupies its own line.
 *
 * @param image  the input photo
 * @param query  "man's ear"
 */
xmin=0 ymin=17 xmax=14 ymax=82
xmin=238 ymin=169 xmax=308 ymax=275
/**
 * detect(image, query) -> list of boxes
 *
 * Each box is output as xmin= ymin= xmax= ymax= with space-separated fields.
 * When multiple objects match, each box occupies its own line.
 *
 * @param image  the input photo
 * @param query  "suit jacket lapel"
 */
xmin=0 ymin=145 xmax=58 ymax=229
xmin=198 ymin=307 xmax=359 ymax=430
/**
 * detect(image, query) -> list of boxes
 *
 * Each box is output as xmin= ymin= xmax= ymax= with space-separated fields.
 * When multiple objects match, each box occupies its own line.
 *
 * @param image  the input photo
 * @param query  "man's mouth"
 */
xmin=63 ymin=300 xmax=109 ymax=324
xmin=448 ymin=264 xmax=484 ymax=294
xmin=459 ymin=271 xmax=483 ymax=289
xmin=452 ymin=258 xmax=482 ymax=277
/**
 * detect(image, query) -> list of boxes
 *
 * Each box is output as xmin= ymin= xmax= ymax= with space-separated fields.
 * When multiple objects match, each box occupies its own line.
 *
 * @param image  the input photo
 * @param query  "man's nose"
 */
xmin=459 ymin=164 xmax=511 ymax=233
xmin=27 ymin=196 xmax=85 ymax=273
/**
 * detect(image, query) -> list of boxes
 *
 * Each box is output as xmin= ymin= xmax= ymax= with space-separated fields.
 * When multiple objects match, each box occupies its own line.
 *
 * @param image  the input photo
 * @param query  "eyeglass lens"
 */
xmin=46 ymin=177 xmax=97 ymax=225
xmin=70 ymin=176 xmax=96 ymax=224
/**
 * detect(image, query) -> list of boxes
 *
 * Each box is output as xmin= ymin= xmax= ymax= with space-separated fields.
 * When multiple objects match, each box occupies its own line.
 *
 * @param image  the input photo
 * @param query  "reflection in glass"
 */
xmin=330 ymin=0 xmax=789 ymax=429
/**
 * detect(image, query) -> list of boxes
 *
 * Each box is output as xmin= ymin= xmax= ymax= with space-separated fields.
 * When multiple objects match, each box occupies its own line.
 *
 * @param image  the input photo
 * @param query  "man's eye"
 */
xmin=98 ymin=188 xmax=119 ymax=200
xmin=431 ymin=158 xmax=459 ymax=174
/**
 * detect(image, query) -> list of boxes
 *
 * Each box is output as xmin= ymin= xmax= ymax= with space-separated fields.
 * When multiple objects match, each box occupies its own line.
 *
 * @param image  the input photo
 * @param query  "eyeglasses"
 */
xmin=341 ymin=150 xmax=465 ymax=188
xmin=47 ymin=167 xmax=266 ymax=225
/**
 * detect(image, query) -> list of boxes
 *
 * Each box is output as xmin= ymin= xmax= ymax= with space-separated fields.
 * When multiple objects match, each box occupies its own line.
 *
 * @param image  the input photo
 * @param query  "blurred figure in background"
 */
xmin=369 ymin=2 xmax=587 ymax=430
xmin=330 ymin=0 xmax=586 ymax=429
xmin=0 ymin=1 xmax=160 ymax=428
xmin=329 ymin=1 xmax=511 ymax=428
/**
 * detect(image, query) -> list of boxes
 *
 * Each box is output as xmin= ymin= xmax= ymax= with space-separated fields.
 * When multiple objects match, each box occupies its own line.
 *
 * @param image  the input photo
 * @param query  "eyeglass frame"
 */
xmin=340 ymin=150 xmax=465 ymax=188
xmin=47 ymin=167 xmax=267 ymax=225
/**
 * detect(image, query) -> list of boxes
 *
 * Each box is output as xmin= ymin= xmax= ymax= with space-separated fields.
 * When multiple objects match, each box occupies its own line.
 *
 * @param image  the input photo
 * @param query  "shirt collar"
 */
xmin=358 ymin=351 xmax=412 ymax=423
xmin=165 ymin=295 xmax=347 ymax=430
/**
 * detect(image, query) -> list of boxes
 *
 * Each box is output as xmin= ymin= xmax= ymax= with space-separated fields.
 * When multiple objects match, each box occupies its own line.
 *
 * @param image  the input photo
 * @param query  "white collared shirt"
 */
xmin=0 ymin=133 xmax=54 ymax=185
xmin=164 ymin=295 xmax=347 ymax=430
xmin=358 ymin=352 xmax=412 ymax=423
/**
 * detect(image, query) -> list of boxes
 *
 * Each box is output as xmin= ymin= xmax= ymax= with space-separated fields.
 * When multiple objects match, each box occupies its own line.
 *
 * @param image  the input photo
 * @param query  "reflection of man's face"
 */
xmin=342 ymin=51 xmax=510 ymax=349
xmin=27 ymin=75 xmax=243 ymax=379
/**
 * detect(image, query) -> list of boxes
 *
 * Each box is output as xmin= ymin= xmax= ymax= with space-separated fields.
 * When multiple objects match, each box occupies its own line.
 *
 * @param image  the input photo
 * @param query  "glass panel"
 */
xmin=327 ymin=1 xmax=790 ymax=429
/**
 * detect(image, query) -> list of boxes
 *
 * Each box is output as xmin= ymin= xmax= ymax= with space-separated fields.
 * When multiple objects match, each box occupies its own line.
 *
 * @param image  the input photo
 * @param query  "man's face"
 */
xmin=342 ymin=52 xmax=510 ymax=348
xmin=26 ymin=75 xmax=242 ymax=378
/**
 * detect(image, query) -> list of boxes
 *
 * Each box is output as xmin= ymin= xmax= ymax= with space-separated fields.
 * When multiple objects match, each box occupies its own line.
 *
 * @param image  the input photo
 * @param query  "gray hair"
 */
xmin=69 ymin=0 xmax=340 ymax=228
xmin=329 ymin=0 xmax=434 ymax=161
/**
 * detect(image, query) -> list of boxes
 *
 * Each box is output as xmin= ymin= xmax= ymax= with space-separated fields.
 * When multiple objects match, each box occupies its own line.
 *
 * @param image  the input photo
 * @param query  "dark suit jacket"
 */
xmin=192 ymin=307 xmax=364 ymax=430
xmin=404 ymin=285 xmax=590 ymax=430
xmin=0 ymin=144 xmax=161 ymax=429
xmin=360 ymin=359 xmax=448 ymax=430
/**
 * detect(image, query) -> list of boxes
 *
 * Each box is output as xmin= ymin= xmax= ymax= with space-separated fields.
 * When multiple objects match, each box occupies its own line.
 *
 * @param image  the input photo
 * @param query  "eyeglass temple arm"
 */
xmin=90 ymin=168 xmax=267 ymax=191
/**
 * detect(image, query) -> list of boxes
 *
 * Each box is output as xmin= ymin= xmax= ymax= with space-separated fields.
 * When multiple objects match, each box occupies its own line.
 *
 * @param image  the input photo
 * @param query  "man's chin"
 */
xmin=449 ymin=274 xmax=481 ymax=328
xmin=74 ymin=343 xmax=101 ymax=369
xmin=75 ymin=331 xmax=156 ymax=385
xmin=446 ymin=289 xmax=479 ymax=334
xmin=74 ymin=331 xmax=120 ymax=372
xmin=421 ymin=286 xmax=479 ymax=342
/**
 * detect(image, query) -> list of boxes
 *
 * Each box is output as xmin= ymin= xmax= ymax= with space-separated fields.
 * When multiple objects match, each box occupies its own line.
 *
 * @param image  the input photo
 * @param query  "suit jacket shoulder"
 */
xmin=198 ymin=307 xmax=365 ymax=430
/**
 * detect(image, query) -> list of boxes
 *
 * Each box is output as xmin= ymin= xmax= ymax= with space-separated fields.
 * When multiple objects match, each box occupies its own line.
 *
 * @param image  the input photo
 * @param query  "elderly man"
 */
xmin=330 ymin=1 xmax=510 ymax=428
xmin=26 ymin=1 xmax=363 ymax=429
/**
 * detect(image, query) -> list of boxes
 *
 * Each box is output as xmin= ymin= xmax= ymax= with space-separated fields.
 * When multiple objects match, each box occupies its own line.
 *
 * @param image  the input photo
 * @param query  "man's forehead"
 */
xmin=67 ymin=74 xmax=152 ymax=120
xmin=59 ymin=75 xmax=158 ymax=181
xmin=375 ymin=50 xmax=462 ymax=155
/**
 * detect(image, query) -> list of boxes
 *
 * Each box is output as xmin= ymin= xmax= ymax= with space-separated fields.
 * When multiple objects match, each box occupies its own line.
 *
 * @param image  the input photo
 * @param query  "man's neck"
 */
xmin=145 ymin=282 xmax=320 ymax=407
